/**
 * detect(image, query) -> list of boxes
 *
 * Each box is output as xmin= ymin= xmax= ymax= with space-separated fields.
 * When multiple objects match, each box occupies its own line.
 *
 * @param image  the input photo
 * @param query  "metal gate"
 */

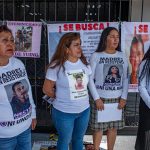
xmin=0 ymin=0 xmax=139 ymax=134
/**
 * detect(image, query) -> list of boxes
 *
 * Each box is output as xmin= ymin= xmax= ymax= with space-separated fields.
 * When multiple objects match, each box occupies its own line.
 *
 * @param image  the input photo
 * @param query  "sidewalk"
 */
xmin=32 ymin=133 xmax=136 ymax=150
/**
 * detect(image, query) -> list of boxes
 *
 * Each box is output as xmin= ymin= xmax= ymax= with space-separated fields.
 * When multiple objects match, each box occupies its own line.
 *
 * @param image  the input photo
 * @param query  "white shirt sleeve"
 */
xmin=27 ymin=79 xmax=36 ymax=118
xmin=88 ymin=53 xmax=100 ymax=101
xmin=46 ymin=67 xmax=58 ymax=81
xmin=138 ymin=60 xmax=150 ymax=108
xmin=121 ymin=55 xmax=129 ymax=100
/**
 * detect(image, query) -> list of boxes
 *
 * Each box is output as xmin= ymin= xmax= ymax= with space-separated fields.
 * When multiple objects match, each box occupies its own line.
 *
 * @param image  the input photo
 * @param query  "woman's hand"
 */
xmin=118 ymin=98 xmax=126 ymax=109
xmin=31 ymin=118 xmax=37 ymax=130
xmin=95 ymin=99 xmax=104 ymax=111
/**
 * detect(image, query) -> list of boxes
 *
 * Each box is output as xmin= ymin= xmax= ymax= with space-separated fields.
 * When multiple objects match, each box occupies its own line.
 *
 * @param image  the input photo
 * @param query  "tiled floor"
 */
xmin=32 ymin=133 xmax=136 ymax=150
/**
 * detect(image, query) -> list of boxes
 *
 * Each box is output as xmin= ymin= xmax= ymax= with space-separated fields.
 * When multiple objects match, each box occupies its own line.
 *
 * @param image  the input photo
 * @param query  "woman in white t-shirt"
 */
xmin=43 ymin=32 xmax=91 ymax=150
xmin=88 ymin=27 xmax=129 ymax=150
xmin=0 ymin=25 xmax=36 ymax=150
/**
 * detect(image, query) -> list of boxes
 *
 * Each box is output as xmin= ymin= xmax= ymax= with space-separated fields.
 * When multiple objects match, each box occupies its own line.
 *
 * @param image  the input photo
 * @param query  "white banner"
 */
xmin=47 ymin=22 xmax=119 ymax=62
xmin=121 ymin=22 xmax=150 ymax=92
xmin=7 ymin=21 xmax=42 ymax=58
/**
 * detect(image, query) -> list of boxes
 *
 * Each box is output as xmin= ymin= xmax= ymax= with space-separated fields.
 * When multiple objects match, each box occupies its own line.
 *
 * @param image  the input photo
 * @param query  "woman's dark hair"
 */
xmin=139 ymin=46 xmax=150 ymax=84
xmin=48 ymin=32 xmax=88 ymax=69
xmin=0 ymin=25 xmax=12 ymax=34
xmin=96 ymin=27 xmax=120 ymax=52
xmin=142 ymin=46 xmax=150 ymax=61
xmin=12 ymin=82 xmax=22 ymax=92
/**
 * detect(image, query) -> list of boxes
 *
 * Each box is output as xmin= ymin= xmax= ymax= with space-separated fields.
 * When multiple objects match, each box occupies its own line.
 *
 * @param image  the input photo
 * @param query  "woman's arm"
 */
xmin=88 ymin=53 xmax=100 ymax=101
xmin=121 ymin=54 xmax=129 ymax=100
xmin=43 ymin=79 xmax=56 ymax=98
xmin=138 ymin=60 xmax=150 ymax=108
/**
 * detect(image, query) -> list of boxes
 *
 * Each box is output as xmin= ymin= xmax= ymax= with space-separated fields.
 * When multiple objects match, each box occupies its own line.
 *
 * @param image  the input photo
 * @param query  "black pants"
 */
xmin=135 ymin=98 xmax=150 ymax=150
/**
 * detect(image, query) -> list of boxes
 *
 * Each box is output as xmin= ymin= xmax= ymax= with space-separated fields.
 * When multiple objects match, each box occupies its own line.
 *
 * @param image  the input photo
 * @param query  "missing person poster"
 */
xmin=47 ymin=22 xmax=119 ymax=62
xmin=7 ymin=21 xmax=42 ymax=58
xmin=121 ymin=22 xmax=150 ymax=92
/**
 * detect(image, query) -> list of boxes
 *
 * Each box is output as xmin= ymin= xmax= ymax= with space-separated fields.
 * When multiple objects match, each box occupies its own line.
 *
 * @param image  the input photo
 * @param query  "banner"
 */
xmin=7 ymin=21 xmax=42 ymax=58
xmin=47 ymin=22 xmax=119 ymax=62
xmin=121 ymin=22 xmax=150 ymax=92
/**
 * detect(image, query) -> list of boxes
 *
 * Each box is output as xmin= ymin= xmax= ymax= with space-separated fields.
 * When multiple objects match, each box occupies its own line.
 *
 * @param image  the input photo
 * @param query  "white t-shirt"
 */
xmin=0 ymin=57 xmax=36 ymax=138
xmin=46 ymin=59 xmax=92 ymax=113
xmin=89 ymin=51 xmax=129 ymax=100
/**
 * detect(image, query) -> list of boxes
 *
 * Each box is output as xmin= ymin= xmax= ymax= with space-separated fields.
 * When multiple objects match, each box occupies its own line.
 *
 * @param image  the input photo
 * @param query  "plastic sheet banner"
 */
xmin=47 ymin=22 xmax=119 ymax=62
xmin=7 ymin=21 xmax=42 ymax=58
xmin=121 ymin=22 xmax=150 ymax=92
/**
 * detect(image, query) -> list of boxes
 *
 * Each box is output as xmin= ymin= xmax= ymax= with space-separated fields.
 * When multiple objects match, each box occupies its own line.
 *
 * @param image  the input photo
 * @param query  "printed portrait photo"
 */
xmin=5 ymin=79 xmax=31 ymax=116
xmin=103 ymin=64 xmax=123 ymax=85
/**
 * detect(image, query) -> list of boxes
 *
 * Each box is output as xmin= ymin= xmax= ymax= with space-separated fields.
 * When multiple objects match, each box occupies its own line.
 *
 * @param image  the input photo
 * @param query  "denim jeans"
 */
xmin=0 ymin=128 xmax=31 ymax=150
xmin=52 ymin=107 xmax=90 ymax=150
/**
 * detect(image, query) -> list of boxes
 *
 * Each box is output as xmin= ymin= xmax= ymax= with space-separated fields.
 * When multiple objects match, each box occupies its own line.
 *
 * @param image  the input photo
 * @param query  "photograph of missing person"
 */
xmin=15 ymin=26 xmax=33 ymax=52
xmin=5 ymin=79 xmax=31 ymax=116
xmin=104 ymin=65 xmax=122 ymax=84
xmin=74 ymin=73 xmax=84 ymax=90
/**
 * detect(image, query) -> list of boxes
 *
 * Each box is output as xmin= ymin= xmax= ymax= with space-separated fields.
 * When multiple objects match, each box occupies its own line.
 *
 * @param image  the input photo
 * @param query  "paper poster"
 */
xmin=47 ymin=22 xmax=119 ymax=62
xmin=97 ymin=103 xmax=122 ymax=122
xmin=7 ymin=21 xmax=42 ymax=58
xmin=121 ymin=22 xmax=150 ymax=92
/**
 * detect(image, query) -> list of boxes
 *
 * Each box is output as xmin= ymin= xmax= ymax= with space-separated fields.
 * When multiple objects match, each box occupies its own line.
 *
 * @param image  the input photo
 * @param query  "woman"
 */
xmin=88 ymin=27 xmax=129 ymax=150
xmin=129 ymin=35 xmax=144 ymax=84
xmin=0 ymin=25 xmax=36 ymax=150
xmin=43 ymin=32 xmax=91 ymax=150
xmin=135 ymin=46 xmax=150 ymax=150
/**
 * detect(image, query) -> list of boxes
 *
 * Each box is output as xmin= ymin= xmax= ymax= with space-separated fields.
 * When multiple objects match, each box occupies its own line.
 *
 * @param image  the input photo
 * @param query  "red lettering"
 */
xmin=76 ymin=24 xmax=81 ymax=31
xmin=82 ymin=24 xmax=87 ymax=30
xmin=144 ymin=25 xmax=148 ymax=33
xmin=63 ymin=24 xmax=73 ymax=31
xmin=93 ymin=23 xmax=98 ymax=30
xmin=99 ymin=23 xmax=104 ymax=30
xmin=88 ymin=24 xmax=92 ymax=30
xmin=63 ymin=24 xmax=68 ymax=31
xmin=106 ymin=22 xmax=109 ymax=27
xmin=138 ymin=24 xmax=148 ymax=33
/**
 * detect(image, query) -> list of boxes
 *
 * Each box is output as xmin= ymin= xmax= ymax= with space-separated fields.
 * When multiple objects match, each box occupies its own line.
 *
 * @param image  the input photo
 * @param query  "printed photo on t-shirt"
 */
xmin=5 ymin=79 xmax=31 ymax=118
xmin=66 ymin=69 xmax=88 ymax=100
xmin=103 ymin=64 xmax=123 ymax=87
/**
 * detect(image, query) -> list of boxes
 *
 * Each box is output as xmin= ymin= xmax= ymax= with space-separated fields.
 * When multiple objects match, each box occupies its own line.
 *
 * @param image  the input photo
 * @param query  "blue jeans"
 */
xmin=0 ymin=128 xmax=31 ymax=150
xmin=52 ymin=107 xmax=90 ymax=150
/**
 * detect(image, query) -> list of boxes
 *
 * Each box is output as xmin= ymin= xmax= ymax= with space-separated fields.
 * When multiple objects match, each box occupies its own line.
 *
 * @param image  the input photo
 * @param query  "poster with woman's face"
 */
xmin=121 ymin=22 xmax=150 ymax=92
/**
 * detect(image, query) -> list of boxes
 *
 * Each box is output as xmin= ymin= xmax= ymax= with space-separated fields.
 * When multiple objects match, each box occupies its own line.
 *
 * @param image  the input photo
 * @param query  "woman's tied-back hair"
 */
xmin=48 ymin=32 xmax=88 ymax=70
xmin=96 ymin=27 xmax=120 ymax=52
xmin=0 ymin=25 xmax=12 ymax=34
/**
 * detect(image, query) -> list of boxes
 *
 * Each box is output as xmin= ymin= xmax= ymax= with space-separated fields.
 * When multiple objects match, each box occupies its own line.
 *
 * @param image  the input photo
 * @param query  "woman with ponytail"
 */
xmin=135 ymin=46 xmax=150 ymax=150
